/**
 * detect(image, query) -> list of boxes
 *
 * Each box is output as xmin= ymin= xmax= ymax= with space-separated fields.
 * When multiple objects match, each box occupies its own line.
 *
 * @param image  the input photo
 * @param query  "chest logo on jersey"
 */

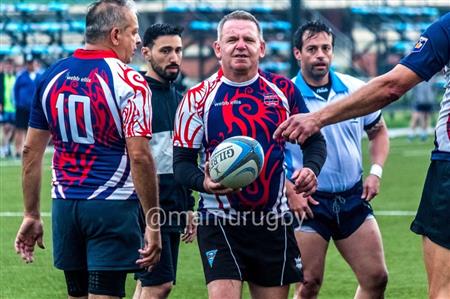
xmin=214 ymin=99 xmax=242 ymax=107
xmin=263 ymin=93 xmax=280 ymax=106
xmin=412 ymin=36 xmax=428 ymax=53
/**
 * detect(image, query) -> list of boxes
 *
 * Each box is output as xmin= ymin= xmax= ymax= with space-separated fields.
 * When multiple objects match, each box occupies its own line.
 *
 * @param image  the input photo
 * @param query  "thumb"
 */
xmin=361 ymin=185 xmax=367 ymax=199
xmin=308 ymin=196 xmax=320 ymax=205
xmin=37 ymin=236 xmax=45 ymax=249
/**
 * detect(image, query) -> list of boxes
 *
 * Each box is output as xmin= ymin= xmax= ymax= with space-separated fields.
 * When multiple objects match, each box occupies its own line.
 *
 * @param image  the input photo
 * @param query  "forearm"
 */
xmin=21 ymin=128 xmax=50 ymax=218
xmin=130 ymin=154 xmax=159 ymax=215
xmin=301 ymin=131 xmax=327 ymax=176
xmin=368 ymin=122 xmax=390 ymax=167
xmin=173 ymin=146 xmax=206 ymax=192
xmin=22 ymin=149 xmax=43 ymax=218
xmin=316 ymin=65 xmax=422 ymax=127
xmin=127 ymin=137 xmax=159 ymax=230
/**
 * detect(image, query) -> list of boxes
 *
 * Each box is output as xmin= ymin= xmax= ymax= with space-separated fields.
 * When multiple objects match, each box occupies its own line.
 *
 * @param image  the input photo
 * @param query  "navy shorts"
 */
xmin=135 ymin=231 xmax=181 ymax=286
xmin=411 ymin=160 xmax=450 ymax=249
xmin=197 ymin=213 xmax=302 ymax=287
xmin=15 ymin=107 xmax=30 ymax=129
xmin=0 ymin=112 xmax=15 ymax=124
xmin=52 ymin=199 xmax=143 ymax=271
xmin=294 ymin=182 xmax=374 ymax=241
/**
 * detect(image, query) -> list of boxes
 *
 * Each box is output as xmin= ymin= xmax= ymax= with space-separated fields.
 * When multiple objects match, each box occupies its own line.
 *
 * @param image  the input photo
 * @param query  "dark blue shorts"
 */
xmin=15 ymin=107 xmax=30 ymax=129
xmin=52 ymin=199 xmax=143 ymax=271
xmin=294 ymin=182 xmax=374 ymax=241
xmin=411 ymin=160 xmax=450 ymax=249
xmin=135 ymin=231 xmax=181 ymax=286
xmin=0 ymin=112 xmax=15 ymax=124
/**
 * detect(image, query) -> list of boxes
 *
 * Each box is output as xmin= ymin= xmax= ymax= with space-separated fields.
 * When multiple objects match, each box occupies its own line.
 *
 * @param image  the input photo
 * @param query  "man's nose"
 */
xmin=136 ymin=34 xmax=142 ymax=46
xmin=236 ymin=38 xmax=247 ymax=49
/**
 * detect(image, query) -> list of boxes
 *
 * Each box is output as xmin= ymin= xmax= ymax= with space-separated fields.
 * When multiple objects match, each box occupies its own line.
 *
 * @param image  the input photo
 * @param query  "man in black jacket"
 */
xmin=133 ymin=24 xmax=195 ymax=299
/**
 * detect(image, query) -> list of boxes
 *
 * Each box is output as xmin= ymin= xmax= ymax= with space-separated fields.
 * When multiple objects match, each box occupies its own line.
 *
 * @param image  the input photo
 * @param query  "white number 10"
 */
xmin=56 ymin=94 xmax=94 ymax=144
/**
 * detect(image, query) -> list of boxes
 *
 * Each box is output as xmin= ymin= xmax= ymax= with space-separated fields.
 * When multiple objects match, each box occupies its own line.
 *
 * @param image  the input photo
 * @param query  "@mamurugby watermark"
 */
xmin=144 ymin=208 xmax=296 ymax=231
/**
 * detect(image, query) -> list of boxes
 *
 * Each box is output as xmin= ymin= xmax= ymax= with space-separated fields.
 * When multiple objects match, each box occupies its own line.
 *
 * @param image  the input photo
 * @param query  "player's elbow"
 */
xmin=385 ymin=84 xmax=404 ymax=103
xmin=129 ymin=149 xmax=153 ymax=167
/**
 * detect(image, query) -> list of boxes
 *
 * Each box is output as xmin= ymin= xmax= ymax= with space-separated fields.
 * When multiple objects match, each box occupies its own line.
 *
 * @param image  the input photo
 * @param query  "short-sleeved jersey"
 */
xmin=400 ymin=12 xmax=450 ymax=160
xmin=174 ymin=68 xmax=308 ymax=218
xmin=286 ymin=71 xmax=381 ymax=193
xmin=29 ymin=49 xmax=152 ymax=200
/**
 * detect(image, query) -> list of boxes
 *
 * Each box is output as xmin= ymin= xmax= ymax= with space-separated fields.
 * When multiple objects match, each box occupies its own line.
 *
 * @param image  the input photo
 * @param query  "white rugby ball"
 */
xmin=208 ymin=136 xmax=264 ymax=189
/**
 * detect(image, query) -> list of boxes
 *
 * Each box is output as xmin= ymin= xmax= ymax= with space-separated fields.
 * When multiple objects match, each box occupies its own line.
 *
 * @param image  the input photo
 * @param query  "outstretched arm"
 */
xmin=274 ymin=65 xmax=423 ymax=144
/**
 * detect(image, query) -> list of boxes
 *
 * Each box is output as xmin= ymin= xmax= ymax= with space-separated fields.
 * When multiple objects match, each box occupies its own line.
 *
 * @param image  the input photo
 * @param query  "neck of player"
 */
xmin=302 ymin=71 xmax=329 ymax=87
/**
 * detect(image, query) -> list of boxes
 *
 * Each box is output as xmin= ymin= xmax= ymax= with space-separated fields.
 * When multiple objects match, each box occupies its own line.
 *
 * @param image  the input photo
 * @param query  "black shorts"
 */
xmin=135 ymin=231 xmax=181 ymax=286
xmin=197 ymin=214 xmax=302 ymax=287
xmin=415 ymin=103 xmax=433 ymax=113
xmin=15 ymin=107 xmax=30 ymax=129
xmin=411 ymin=160 xmax=450 ymax=249
xmin=294 ymin=181 xmax=374 ymax=241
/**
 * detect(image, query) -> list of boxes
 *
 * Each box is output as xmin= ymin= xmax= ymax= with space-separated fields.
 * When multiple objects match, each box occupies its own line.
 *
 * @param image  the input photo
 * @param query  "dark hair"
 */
xmin=293 ymin=20 xmax=335 ymax=50
xmin=143 ymin=24 xmax=184 ymax=47
xmin=217 ymin=10 xmax=263 ymax=40
xmin=85 ymin=0 xmax=136 ymax=43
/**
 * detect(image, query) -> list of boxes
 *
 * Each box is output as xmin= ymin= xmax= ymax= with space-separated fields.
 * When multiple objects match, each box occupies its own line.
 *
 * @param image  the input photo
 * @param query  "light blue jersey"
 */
xmin=285 ymin=71 xmax=381 ymax=193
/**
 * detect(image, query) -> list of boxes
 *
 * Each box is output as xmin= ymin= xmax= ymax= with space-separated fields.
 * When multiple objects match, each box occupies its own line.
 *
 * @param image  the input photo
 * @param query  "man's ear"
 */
xmin=110 ymin=27 xmax=121 ymax=46
xmin=213 ymin=41 xmax=221 ymax=59
xmin=141 ymin=46 xmax=150 ymax=58
xmin=259 ymin=40 xmax=266 ymax=58
xmin=293 ymin=47 xmax=302 ymax=61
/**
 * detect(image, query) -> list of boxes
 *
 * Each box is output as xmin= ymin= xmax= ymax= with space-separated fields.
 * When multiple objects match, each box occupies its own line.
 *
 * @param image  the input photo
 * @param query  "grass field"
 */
xmin=0 ymin=137 xmax=431 ymax=298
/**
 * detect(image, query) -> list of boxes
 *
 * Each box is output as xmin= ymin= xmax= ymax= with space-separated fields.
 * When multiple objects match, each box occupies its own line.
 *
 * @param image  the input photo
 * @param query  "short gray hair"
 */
xmin=85 ymin=0 xmax=137 ymax=44
xmin=217 ymin=10 xmax=263 ymax=41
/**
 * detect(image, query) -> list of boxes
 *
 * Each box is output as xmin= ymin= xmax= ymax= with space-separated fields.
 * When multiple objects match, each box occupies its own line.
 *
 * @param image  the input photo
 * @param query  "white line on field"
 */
xmin=0 ymin=212 xmax=52 ymax=217
xmin=0 ymin=211 xmax=416 ymax=217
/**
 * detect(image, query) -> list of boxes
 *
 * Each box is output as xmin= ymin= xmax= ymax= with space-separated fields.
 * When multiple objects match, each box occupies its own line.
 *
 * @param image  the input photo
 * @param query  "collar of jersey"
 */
xmin=220 ymin=72 xmax=259 ymax=87
xmin=73 ymin=49 xmax=119 ymax=59
xmin=294 ymin=69 xmax=348 ymax=101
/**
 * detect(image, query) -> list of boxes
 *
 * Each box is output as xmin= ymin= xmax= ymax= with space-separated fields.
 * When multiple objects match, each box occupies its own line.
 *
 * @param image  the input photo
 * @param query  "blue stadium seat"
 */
xmin=266 ymin=41 xmax=290 ymax=52
xmin=190 ymin=21 xmax=217 ymax=31
xmin=47 ymin=2 xmax=68 ymax=12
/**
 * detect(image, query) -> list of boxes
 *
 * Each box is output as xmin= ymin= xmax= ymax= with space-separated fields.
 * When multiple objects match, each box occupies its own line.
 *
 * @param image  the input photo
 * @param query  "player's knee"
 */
xmin=300 ymin=276 xmax=323 ymax=297
xmin=362 ymin=268 xmax=389 ymax=291
xmin=140 ymin=282 xmax=173 ymax=299
xmin=156 ymin=282 xmax=173 ymax=298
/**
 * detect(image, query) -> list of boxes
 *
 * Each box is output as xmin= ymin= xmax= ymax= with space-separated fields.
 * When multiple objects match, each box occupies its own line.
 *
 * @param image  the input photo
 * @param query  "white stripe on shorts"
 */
xmin=280 ymin=224 xmax=287 ymax=285
xmin=218 ymin=221 xmax=243 ymax=280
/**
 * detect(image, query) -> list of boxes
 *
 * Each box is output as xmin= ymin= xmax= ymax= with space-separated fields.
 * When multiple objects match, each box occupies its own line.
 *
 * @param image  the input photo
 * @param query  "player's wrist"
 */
xmin=370 ymin=164 xmax=383 ymax=179
xmin=24 ymin=211 xmax=41 ymax=220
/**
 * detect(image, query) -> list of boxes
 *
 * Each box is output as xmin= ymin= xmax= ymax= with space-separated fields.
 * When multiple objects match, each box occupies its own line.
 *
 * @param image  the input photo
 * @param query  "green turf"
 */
xmin=0 ymin=137 xmax=431 ymax=298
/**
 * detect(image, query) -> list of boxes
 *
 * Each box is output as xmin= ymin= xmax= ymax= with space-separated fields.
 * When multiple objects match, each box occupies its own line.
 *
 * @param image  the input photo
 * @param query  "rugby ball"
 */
xmin=208 ymin=136 xmax=264 ymax=189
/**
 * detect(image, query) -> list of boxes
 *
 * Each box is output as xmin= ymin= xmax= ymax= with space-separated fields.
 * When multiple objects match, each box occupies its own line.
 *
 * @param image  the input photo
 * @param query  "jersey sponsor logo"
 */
xmin=412 ymin=36 xmax=428 ymax=53
xmin=206 ymin=249 xmax=218 ymax=268
xmin=263 ymin=93 xmax=280 ymax=106
xmin=213 ymin=99 xmax=241 ymax=107
xmin=315 ymin=87 xmax=328 ymax=93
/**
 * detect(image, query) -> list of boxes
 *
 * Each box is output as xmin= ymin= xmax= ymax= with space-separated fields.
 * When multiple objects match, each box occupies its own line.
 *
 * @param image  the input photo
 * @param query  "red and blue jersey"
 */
xmin=29 ymin=49 xmax=152 ymax=200
xmin=400 ymin=12 xmax=450 ymax=160
xmin=174 ymin=68 xmax=308 ymax=217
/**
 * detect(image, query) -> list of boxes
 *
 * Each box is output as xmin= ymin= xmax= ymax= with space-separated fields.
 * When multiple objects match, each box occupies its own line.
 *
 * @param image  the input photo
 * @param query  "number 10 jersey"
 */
xmin=29 ymin=49 xmax=152 ymax=201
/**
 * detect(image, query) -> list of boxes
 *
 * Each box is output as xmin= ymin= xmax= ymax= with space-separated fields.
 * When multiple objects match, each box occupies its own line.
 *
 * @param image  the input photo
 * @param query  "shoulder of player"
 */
xmin=260 ymin=69 xmax=293 ymax=85
xmin=184 ymin=71 xmax=220 ymax=100
xmin=333 ymin=71 xmax=365 ymax=91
